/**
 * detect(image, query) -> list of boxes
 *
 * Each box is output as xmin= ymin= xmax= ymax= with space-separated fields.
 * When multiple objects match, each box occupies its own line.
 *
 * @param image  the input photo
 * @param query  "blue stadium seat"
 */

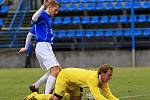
xmin=116 ymin=0 xmax=123 ymax=1
xmin=63 ymin=0 xmax=70 ymax=3
xmin=77 ymin=3 xmax=85 ymax=11
xmin=60 ymin=4 xmax=67 ymax=11
xmin=105 ymin=3 xmax=114 ymax=10
xmin=95 ymin=29 xmax=103 ymax=37
xmin=87 ymin=3 xmax=95 ymax=10
xmin=76 ymin=30 xmax=85 ymax=37
xmin=0 ymin=0 xmax=5 ymax=5
xmin=0 ymin=18 xmax=3 ymax=26
xmin=124 ymin=29 xmax=142 ymax=36
xmin=88 ymin=0 xmax=97 ymax=2
xmin=104 ymin=29 xmax=113 ymax=36
xmin=109 ymin=15 xmax=118 ymax=23
xmin=82 ymin=16 xmax=90 ymax=24
xmin=124 ymin=29 xmax=131 ymax=36
xmin=57 ymin=0 xmax=62 ymax=3
xmin=81 ymin=0 xmax=87 ymax=3
xmin=68 ymin=3 xmax=76 ymax=11
xmin=72 ymin=16 xmax=81 ymax=24
xmin=138 ymin=15 xmax=147 ymax=22
xmin=74 ymin=0 xmax=80 ymax=3
xmin=91 ymin=16 xmax=99 ymax=24
xmin=129 ymin=15 xmax=137 ymax=22
xmin=143 ymin=1 xmax=150 ymax=9
xmin=124 ymin=2 xmax=132 ymax=9
xmin=0 ymin=5 xmax=9 ymax=13
xmin=98 ymin=0 xmax=105 ymax=1
xmin=85 ymin=30 xmax=95 ymax=37
xmin=54 ymin=17 xmax=62 ymax=24
xmin=134 ymin=2 xmax=142 ymax=9
xmin=96 ymin=3 xmax=104 ymax=10
xmin=100 ymin=16 xmax=108 ymax=23
xmin=114 ymin=2 xmax=123 ymax=10
xmin=57 ymin=30 xmax=66 ymax=38
xmin=114 ymin=29 xmax=123 ymax=36
xmin=107 ymin=0 xmax=115 ymax=1
xmin=147 ymin=15 xmax=150 ymax=22
xmin=119 ymin=15 xmax=127 ymax=23
xmin=134 ymin=29 xmax=142 ymax=36
xmin=63 ymin=17 xmax=71 ymax=24
xmin=143 ymin=28 xmax=150 ymax=36
xmin=67 ymin=30 xmax=76 ymax=37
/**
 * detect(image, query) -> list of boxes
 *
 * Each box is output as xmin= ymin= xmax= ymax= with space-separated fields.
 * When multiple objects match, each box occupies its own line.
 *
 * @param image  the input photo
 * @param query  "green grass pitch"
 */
xmin=0 ymin=67 xmax=150 ymax=100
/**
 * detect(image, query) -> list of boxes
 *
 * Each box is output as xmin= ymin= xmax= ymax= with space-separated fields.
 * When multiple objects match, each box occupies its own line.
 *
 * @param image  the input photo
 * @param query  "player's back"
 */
xmin=59 ymin=68 xmax=98 ymax=87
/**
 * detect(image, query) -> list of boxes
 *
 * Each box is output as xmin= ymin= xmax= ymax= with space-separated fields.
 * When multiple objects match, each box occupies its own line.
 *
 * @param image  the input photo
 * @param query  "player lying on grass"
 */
xmin=24 ymin=64 xmax=119 ymax=100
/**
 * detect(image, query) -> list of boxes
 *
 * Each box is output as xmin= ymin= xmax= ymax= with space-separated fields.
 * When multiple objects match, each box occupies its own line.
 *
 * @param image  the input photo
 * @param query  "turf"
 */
xmin=0 ymin=67 xmax=150 ymax=100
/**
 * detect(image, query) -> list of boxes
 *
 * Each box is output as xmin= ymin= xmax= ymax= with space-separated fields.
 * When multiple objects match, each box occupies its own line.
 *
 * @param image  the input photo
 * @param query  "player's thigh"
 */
xmin=35 ymin=42 xmax=59 ymax=70
xmin=70 ymin=96 xmax=82 ymax=100
xmin=54 ymin=75 xmax=68 ymax=96
xmin=68 ymin=86 xmax=82 ymax=97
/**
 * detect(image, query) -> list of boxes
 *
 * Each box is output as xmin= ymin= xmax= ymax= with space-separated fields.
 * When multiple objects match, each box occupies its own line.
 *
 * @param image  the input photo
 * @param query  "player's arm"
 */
xmin=31 ymin=0 xmax=48 ymax=23
xmin=87 ymin=80 xmax=109 ymax=100
xmin=18 ymin=32 xmax=33 ymax=54
xmin=101 ymin=83 xmax=119 ymax=100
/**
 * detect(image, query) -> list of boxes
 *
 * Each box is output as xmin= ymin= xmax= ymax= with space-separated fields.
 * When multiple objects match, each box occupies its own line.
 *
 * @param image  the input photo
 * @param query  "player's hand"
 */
xmin=49 ymin=94 xmax=54 ymax=100
xmin=43 ymin=0 xmax=49 ymax=7
xmin=18 ymin=48 xmax=27 ymax=54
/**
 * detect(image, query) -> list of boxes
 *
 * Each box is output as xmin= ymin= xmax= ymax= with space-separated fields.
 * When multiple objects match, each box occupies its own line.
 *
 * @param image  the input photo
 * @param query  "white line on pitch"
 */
xmin=120 ymin=94 xmax=150 ymax=99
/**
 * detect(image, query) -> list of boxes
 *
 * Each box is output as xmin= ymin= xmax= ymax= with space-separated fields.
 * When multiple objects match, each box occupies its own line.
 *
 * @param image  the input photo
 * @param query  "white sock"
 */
xmin=34 ymin=72 xmax=49 ymax=89
xmin=44 ymin=75 xmax=56 ymax=94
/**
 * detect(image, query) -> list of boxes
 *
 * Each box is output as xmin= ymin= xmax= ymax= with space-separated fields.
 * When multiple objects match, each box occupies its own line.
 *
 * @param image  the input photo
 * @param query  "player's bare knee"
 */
xmin=50 ymin=66 xmax=61 ymax=77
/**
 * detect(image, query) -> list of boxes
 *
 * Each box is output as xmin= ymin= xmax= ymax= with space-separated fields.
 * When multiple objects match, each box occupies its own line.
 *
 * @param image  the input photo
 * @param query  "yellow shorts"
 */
xmin=54 ymin=72 xmax=82 ymax=97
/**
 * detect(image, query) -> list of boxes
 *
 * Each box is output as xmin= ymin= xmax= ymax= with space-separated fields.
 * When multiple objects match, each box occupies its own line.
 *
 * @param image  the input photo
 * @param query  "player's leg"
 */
xmin=28 ymin=42 xmax=50 ymax=92
xmin=53 ymin=71 xmax=68 ymax=100
xmin=29 ymin=71 xmax=49 ymax=92
xmin=45 ymin=66 xmax=61 ymax=94
xmin=31 ymin=42 xmax=61 ymax=93
xmin=69 ymin=87 xmax=83 ymax=100
xmin=43 ymin=42 xmax=61 ymax=94
xmin=24 ymin=92 xmax=52 ymax=100
xmin=24 ymin=92 xmax=69 ymax=100
xmin=70 ymin=96 xmax=82 ymax=100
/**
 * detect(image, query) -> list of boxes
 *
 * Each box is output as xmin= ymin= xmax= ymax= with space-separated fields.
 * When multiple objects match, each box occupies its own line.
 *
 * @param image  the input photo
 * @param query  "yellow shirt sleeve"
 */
xmin=87 ymin=76 xmax=109 ymax=100
xmin=101 ymin=83 xmax=119 ymax=100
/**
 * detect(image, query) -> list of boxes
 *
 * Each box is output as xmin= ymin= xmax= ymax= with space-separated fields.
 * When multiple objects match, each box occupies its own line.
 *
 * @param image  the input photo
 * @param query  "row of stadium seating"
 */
xmin=60 ymin=1 xmax=150 ymax=11
xmin=57 ymin=0 xmax=141 ymax=3
xmin=54 ymin=28 xmax=150 ymax=38
xmin=54 ymin=15 xmax=150 ymax=25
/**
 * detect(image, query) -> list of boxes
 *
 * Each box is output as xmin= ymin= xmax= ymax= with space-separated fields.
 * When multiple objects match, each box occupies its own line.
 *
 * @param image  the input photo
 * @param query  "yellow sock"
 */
xmin=24 ymin=92 xmax=70 ymax=100
xmin=24 ymin=92 xmax=38 ymax=100
xmin=34 ymin=94 xmax=52 ymax=100
xmin=34 ymin=93 xmax=70 ymax=100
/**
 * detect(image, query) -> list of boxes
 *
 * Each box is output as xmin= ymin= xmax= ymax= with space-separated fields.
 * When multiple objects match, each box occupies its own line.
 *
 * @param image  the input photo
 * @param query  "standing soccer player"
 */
xmin=19 ymin=0 xmax=61 ymax=94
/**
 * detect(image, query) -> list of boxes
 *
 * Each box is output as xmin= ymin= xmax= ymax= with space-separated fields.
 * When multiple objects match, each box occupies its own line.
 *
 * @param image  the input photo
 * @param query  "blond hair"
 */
xmin=45 ymin=1 xmax=61 ymax=9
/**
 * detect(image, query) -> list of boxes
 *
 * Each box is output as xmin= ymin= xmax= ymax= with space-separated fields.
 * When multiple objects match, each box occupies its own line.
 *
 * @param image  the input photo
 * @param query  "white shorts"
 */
xmin=35 ymin=42 xmax=60 ymax=70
